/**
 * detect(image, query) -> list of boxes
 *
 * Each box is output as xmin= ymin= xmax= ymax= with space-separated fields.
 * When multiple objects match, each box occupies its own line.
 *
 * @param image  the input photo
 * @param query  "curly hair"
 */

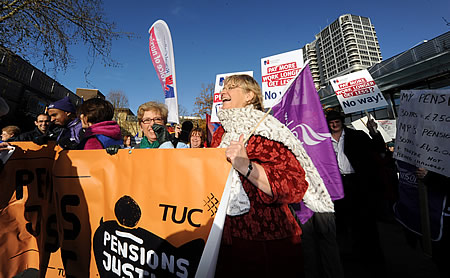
xmin=223 ymin=75 xmax=264 ymax=111
xmin=137 ymin=101 xmax=168 ymax=123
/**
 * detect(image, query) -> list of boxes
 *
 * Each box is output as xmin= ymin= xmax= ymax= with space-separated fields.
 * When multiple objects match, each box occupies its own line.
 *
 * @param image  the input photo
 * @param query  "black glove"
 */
xmin=106 ymin=145 xmax=121 ymax=155
xmin=152 ymin=124 xmax=171 ymax=145
xmin=58 ymin=137 xmax=79 ymax=150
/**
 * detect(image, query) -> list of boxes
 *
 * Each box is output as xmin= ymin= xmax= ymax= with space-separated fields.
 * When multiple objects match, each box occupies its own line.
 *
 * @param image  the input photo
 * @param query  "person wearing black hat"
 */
xmin=326 ymin=110 xmax=386 ymax=276
xmin=48 ymin=96 xmax=83 ymax=149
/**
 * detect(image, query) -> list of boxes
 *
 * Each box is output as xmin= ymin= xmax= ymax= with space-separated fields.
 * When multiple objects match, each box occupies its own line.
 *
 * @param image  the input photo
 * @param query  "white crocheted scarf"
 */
xmin=218 ymin=106 xmax=334 ymax=216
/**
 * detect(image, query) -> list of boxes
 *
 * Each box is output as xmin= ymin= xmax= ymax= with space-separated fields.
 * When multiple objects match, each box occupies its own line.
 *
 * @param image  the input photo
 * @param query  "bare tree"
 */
xmin=443 ymin=17 xmax=450 ymax=26
xmin=107 ymin=90 xmax=129 ymax=109
xmin=106 ymin=90 xmax=136 ymax=135
xmin=193 ymin=83 xmax=214 ymax=119
xmin=178 ymin=104 xmax=189 ymax=118
xmin=0 ymin=0 xmax=132 ymax=77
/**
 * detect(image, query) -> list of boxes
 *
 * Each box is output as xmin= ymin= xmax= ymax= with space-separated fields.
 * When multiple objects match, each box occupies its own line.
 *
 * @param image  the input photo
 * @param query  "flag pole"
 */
xmin=244 ymin=107 xmax=272 ymax=144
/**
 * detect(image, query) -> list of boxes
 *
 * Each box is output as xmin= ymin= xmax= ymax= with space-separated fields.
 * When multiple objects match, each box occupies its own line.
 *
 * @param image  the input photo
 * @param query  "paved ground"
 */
xmin=342 ymin=218 xmax=440 ymax=278
xmin=13 ymin=217 xmax=441 ymax=278
xmin=378 ymin=220 xmax=439 ymax=278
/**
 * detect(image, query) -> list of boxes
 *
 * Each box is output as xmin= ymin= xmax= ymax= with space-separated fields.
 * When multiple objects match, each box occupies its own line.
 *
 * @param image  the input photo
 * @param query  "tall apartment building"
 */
xmin=302 ymin=14 xmax=382 ymax=89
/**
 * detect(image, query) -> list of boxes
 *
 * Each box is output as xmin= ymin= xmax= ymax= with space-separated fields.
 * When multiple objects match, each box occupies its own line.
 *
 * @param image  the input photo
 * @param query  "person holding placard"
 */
xmin=326 ymin=110 xmax=386 ymax=276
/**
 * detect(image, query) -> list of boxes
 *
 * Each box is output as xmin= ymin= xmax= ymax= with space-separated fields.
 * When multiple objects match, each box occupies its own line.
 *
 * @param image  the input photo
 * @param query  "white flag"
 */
xmin=148 ymin=20 xmax=179 ymax=123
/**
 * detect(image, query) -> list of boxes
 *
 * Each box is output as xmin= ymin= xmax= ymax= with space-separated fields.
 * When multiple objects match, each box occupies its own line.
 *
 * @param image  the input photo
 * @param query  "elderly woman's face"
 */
xmin=221 ymin=84 xmax=253 ymax=109
xmin=1 ymin=131 xmax=13 ymax=141
xmin=140 ymin=110 xmax=164 ymax=142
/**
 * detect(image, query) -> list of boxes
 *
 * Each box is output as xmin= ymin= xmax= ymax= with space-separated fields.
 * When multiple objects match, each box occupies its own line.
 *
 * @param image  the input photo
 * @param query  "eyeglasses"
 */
xmin=37 ymin=120 xmax=50 ymax=123
xmin=141 ymin=117 xmax=163 ymax=124
xmin=222 ymin=84 xmax=240 ymax=91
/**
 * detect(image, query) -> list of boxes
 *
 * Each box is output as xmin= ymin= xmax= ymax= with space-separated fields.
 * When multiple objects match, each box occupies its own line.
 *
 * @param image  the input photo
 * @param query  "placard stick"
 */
xmin=418 ymin=179 xmax=433 ymax=257
xmin=244 ymin=107 xmax=272 ymax=144
xmin=364 ymin=110 xmax=379 ymax=134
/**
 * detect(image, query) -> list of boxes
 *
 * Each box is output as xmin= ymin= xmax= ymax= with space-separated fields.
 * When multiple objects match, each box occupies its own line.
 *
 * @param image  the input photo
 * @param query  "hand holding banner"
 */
xmin=0 ymin=143 xmax=232 ymax=277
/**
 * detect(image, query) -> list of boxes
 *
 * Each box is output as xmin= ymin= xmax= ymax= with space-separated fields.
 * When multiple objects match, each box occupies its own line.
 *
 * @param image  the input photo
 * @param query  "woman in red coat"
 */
xmin=212 ymin=74 xmax=319 ymax=277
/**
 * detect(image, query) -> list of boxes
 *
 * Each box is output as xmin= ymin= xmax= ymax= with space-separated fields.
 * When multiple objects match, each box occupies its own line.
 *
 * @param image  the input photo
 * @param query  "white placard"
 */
xmin=0 ymin=146 xmax=15 ymax=164
xmin=351 ymin=116 xmax=391 ymax=143
xmin=394 ymin=90 xmax=450 ymax=177
xmin=210 ymin=71 xmax=253 ymax=123
xmin=330 ymin=69 xmax=388 ymax=114
xmin=378 ymin=119 xmax=397 ymax=141
xmin=261 ymin=49 xmax=304 ymax=108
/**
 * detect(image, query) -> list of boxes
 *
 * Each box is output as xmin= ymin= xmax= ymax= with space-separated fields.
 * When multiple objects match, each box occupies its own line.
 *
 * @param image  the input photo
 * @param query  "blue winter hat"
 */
xmin=48 ymin=96 xmax=76 ymax=113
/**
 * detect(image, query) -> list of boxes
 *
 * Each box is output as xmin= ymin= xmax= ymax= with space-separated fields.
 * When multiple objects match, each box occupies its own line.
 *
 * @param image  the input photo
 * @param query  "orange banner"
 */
xmin=0 ymin=142 xmax=231 ymax=277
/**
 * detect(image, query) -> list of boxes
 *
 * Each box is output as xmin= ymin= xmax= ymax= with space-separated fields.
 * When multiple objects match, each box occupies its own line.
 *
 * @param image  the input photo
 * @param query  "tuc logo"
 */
xmin=93 ymin=196 xmax=205 ymax=278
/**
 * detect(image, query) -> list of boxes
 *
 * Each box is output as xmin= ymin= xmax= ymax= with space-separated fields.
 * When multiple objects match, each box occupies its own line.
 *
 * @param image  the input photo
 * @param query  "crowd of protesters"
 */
xmin=0 ymin=73 xmax=449 ymax=278
xmin=0 ymin=96 xmax=207 ymax=151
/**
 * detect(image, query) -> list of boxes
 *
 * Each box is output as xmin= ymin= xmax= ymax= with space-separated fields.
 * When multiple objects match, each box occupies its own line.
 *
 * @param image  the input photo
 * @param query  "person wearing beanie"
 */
xmin=48 ymin=96 xmax=83 ymax=149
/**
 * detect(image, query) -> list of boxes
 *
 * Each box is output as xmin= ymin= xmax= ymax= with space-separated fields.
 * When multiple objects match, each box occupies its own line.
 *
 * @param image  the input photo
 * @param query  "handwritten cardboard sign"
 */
xmin=394 ymin=90 xmax=450 ymax=177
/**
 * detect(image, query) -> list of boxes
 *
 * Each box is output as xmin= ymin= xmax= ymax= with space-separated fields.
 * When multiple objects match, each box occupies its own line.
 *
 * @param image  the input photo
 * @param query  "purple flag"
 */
xmin=272 ymin=65 xmax=343 ymax=223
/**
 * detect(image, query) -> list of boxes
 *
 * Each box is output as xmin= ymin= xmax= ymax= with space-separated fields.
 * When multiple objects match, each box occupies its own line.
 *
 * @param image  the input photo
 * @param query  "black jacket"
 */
xmin=342 ymin=127 xmax=385 ymax=176
xmin=16 ymin=127 xmax=45 ymax=141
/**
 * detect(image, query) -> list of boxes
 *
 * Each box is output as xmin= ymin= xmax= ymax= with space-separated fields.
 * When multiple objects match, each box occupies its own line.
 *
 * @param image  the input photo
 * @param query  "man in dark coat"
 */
xmin=17 ymin=114 xmax=51 ymax=141
xmin=326 ymin=110 xmax=386 ymax=277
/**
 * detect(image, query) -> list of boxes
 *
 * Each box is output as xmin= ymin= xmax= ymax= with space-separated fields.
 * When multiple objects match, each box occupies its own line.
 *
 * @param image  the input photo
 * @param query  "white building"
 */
xmin=303 ymin=14 xmax=382 ymax=89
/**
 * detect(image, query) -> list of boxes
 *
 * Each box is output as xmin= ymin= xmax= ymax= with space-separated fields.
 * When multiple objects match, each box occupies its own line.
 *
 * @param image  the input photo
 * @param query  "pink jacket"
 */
xmin=82 ymin=121 xmax=122 ymax=150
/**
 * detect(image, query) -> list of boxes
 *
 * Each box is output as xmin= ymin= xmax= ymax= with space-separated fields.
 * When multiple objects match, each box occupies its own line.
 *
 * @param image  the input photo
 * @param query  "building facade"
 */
xmin=302 ymin=14 xmax=383 ymax=89
xmin=0 ymin=45 xmax=80 ymax=131
xmin=114 ymin=108 xmax=140 ymax=136
xmin=318 ymin=31 xmax=450 ymax=122
xmin=76 ymin=88 xmax=105 ymax=100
